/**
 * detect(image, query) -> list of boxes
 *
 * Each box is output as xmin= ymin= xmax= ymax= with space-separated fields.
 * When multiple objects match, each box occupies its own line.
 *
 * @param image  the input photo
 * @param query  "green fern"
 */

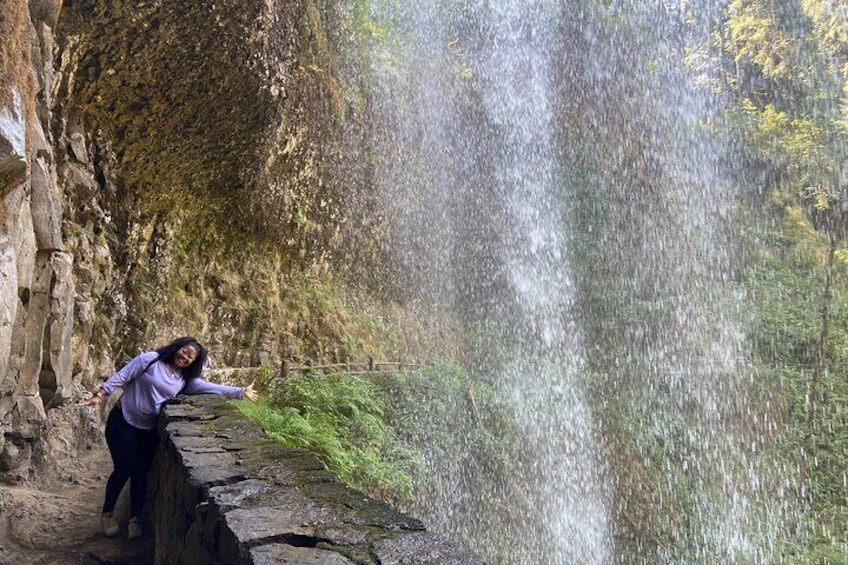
xmin=238 ymin=371 xmax=421 ymax=502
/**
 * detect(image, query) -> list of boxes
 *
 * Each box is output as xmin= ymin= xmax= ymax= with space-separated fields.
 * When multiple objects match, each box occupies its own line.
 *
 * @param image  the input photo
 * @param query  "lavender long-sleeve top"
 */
xmin=100 ymin=351 xmax=245 ymax=430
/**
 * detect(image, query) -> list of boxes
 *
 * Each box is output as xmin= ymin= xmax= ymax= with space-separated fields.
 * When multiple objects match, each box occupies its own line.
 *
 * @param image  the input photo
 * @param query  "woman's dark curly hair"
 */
xmin=154 ymin=336 xmax=208 ymax=382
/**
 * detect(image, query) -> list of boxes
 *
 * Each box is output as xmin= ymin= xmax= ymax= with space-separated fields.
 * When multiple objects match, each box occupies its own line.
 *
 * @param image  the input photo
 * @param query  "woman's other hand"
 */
xmin=243 ymin=381 xmax=259 ymax=402
xmin=80 ymin=389 xmax=105 ymax=407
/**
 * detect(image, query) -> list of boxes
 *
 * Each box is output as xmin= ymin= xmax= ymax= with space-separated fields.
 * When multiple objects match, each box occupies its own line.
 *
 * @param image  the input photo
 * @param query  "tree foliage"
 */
xmin=706 ymin=0 xmax=848 ymax=559
xmin=721 ymin=0 xmax=848 ymax=234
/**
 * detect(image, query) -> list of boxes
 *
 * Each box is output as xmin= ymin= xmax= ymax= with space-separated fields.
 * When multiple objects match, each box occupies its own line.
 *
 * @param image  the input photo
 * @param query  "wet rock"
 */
xmin=0 ymin=438 xmax=32 ymax=475
xmin=250 ymin=544 xmax=356 ymax=565
xmin=371 ymin=532 xmax=487 ymax=565
xmin=0 ymin=91 xmax=27 ymax=191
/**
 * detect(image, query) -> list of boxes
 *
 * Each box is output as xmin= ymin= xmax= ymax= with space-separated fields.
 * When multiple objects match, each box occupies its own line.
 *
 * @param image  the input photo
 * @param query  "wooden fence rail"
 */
xmin=206 ymin=359 xmax=426 ymax=385
xmin=207 ymin=359 xmax=481 ymax=427
xmin=281 ymin=358 xmax=425 ymax=378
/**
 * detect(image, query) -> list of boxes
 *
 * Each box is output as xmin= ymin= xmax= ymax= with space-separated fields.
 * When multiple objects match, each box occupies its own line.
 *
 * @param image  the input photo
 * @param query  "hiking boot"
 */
xmin=127 ymin=516 xmax=143 ymax=540
xmin=101 ymin=512 xmax=119 ymax=537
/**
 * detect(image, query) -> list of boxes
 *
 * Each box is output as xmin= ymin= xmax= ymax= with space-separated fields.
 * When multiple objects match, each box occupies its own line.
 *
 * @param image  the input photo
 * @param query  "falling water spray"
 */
xmin=346 ymin=1 xmax=793 ymax=562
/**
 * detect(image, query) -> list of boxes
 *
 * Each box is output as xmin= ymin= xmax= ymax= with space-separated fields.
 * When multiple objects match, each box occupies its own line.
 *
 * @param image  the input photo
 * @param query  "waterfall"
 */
xmin=348 ymin=1 xmax=791 ymax=562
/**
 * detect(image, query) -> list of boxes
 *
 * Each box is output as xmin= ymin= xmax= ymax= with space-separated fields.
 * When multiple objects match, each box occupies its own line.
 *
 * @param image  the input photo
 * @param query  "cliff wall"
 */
xmin=0 ymin=0 xmax=381 ymax=479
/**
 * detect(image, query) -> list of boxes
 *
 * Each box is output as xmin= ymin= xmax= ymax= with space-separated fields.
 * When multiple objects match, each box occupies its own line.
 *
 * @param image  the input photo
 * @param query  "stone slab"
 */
xmin=371 ymin=532 xmax=486 ymax=565
xmin=250 ymin=544 xmax=355 ymax=565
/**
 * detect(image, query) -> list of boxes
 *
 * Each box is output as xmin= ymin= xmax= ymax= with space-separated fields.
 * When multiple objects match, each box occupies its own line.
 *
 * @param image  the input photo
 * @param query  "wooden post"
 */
xmin=466 ymin=388 xmax=481 ymax=428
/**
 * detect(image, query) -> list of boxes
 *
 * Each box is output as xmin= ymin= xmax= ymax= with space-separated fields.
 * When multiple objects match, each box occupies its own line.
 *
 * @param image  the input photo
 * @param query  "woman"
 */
xmin=84 ymin=336 xmax=258 ymax=540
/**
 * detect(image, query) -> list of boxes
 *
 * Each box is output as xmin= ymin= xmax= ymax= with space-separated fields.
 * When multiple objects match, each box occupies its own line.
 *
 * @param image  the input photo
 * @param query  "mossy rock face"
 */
xmin=47 ymin=0 xmax=388 ymax=360
xmin=55 ymin=0 xmax=345 ymax=246
xmin=60 ymin=0 xmax=265 ymax=204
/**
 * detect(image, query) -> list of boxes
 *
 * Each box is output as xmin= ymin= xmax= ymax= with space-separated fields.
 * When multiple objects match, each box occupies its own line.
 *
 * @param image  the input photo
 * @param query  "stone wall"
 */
xmin=154 ymin=395 xmax=483 ymax=565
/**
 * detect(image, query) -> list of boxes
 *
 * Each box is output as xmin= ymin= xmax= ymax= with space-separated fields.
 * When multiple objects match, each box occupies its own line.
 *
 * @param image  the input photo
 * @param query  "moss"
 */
xmin=57 ymin=0 xmax=325 ymax=241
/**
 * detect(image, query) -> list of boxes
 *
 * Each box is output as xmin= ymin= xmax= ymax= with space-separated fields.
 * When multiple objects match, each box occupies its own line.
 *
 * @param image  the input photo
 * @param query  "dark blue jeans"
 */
xmin=102 ymin=406 xmax=159 ymax=518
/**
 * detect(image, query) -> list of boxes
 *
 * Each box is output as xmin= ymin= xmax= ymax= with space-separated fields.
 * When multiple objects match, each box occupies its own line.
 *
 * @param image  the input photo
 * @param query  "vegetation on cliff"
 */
xmin=238 ymin=361 xmax=526 ymax=562
xmin=717 ymin=0 xmax=848 ymax=559
xmin=577 ymin=1 xmax=848 ymax=560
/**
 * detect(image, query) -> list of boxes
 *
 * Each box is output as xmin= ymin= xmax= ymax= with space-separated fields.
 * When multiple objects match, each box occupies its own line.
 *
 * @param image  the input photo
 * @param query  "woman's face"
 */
xmin=174 ymin=345 xmax=199 ymax=369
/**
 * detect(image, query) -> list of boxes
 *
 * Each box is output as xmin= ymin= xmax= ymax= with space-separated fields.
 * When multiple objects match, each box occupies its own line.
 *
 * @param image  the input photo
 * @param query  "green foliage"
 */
xmin=348 ymin=0 xmax=393 ymax=45
xmin=744 ymin=216 xmax=848 ymax=560
xmin=373 ymin=362 xmax=519 ymax=477
xmin=748 ymin=258 xmax=827 ymax=367
xmin=652 ymin=2 xmax=848 ymax=559
xmin=710 ymin=4 xmax=848 ymax=556
xmin=238 ymin=370 xmax=422 ymax=501
xmin=719 ymin=0 xmax=848 ymax=234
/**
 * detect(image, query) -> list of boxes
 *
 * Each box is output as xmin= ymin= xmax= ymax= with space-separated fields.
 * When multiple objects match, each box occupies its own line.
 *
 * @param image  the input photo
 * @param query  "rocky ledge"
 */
xmin=153 ymin=395 xmax=484 ymax=565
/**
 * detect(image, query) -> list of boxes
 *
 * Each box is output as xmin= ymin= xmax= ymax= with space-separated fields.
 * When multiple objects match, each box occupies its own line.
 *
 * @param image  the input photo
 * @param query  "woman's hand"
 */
xmin=243 ymin=381 xmax=259 ymax=402
xmin=80 ymin=388 xmax=105 ymax=406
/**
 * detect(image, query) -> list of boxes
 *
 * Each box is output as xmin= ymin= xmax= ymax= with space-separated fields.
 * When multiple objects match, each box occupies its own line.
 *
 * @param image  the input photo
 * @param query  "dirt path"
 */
xmin=0 ymin=444 xmax=154 ymax=564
